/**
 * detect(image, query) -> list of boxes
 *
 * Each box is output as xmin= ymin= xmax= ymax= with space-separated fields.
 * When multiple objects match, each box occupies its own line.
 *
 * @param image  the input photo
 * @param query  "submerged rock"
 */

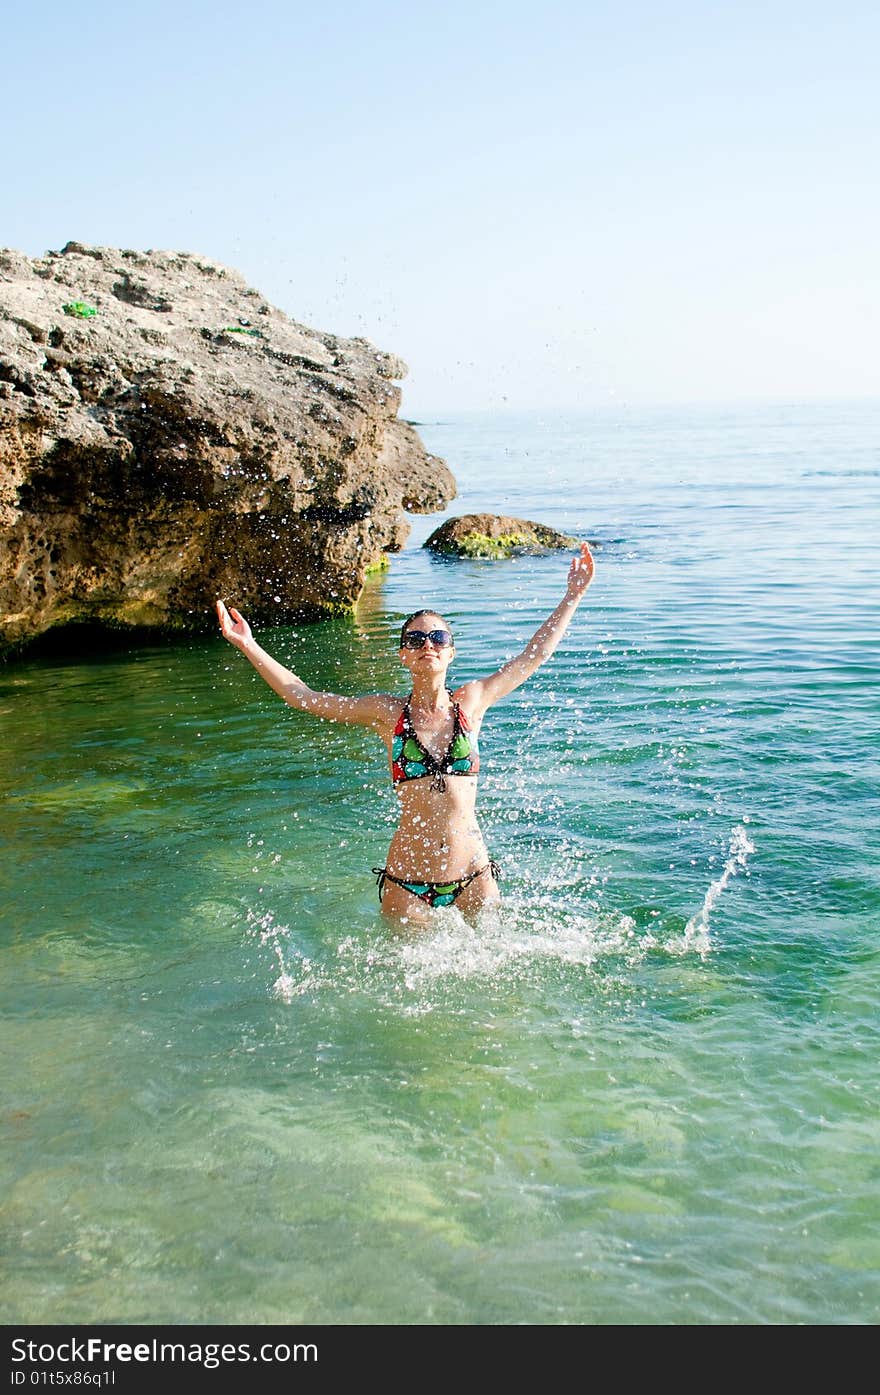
xmin=425 ymin=513 xmax=579 ymax=558
xmin=0 ymin=242 xmax=456 ymax=655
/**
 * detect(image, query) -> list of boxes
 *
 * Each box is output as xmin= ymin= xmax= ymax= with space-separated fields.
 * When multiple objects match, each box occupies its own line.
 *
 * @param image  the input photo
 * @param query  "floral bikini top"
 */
xmin=391 ymin=692 xmax=480 ymax=792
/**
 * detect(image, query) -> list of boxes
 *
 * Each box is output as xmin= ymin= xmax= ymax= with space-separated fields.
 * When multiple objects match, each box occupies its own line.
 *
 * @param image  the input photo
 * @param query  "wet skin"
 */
xmin=379 ymin=628 xmax=500 ymax=927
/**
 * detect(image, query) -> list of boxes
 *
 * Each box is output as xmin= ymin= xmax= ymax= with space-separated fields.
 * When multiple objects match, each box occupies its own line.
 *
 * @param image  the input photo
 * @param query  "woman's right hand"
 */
xmin=216 ymin=599 xmax=252 ymax=650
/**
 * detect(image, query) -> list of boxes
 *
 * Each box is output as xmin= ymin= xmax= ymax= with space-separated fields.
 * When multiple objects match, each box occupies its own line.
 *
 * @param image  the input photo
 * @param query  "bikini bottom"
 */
xmin=372 ymin=860 xmax=500 ymax=909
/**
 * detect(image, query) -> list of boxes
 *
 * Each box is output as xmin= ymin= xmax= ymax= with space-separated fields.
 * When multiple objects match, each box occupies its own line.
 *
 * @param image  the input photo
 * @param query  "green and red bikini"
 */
xmin=372 ymin=693 xmax=500 ymax=908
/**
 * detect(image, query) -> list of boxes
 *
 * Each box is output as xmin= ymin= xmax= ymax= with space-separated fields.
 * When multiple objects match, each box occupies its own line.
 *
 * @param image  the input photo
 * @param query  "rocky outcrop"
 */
xmin=425 ymin=514 xmax=578 ymax=558
xmin=0 ymin=242 xmax=455 ymax=654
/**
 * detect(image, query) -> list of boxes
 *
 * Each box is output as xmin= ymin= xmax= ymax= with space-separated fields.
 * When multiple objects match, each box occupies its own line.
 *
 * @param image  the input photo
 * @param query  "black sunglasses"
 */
xmin=401 ymin=629 xmax=454 ymax=650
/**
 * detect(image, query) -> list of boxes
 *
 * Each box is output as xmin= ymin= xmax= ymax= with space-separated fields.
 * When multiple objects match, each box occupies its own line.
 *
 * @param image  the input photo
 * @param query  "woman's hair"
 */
xmin=399 ymin=609 xmax=453 ymax=648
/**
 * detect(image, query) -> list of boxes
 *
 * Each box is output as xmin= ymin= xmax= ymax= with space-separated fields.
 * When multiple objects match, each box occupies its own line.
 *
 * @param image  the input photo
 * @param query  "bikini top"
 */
xmin=391 ymin=691 xmax=480 ymax=792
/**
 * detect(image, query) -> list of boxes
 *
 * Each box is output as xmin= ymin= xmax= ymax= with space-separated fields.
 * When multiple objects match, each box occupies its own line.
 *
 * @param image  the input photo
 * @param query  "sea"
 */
xmin=1 ymin=400 xmax=878 ymax=1325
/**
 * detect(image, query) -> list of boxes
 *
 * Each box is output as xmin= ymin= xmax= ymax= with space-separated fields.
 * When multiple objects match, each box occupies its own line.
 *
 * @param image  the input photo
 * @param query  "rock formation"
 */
xmin=0 ymin=242 xmax=455 ymax=654
xmin=425 ymin=514 xmax=578 ymax=558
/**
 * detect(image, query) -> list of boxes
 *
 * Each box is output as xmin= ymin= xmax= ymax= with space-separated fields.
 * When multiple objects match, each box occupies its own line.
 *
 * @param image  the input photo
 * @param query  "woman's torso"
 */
xmin=380 ymin=691 xmax=489 ymax=879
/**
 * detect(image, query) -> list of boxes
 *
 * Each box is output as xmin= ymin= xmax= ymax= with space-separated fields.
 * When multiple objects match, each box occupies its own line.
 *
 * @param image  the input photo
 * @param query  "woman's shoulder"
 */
xmin=347 ymin=692 xmax=408 ymax=730
xmin=380 ymin=692 xmax=409 ymax=715
xmin=450 ymin=680 xmax=486 ymax=727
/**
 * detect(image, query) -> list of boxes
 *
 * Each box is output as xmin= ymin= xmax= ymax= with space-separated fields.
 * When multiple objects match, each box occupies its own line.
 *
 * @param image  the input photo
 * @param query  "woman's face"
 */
xmin=399 ymin=613 xmax=455 ymax=680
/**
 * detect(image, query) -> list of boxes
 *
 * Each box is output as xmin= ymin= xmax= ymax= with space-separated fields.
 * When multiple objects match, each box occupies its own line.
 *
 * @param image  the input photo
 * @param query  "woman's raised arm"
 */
xmin=216 ymin=601 xmax=396 ymax=729
xmin=458 ymin=542 xmax=595 ymax=716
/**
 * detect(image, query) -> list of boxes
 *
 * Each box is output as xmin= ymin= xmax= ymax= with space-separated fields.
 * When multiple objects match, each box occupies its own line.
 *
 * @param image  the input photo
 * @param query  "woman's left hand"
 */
xmin=216 ymin=599 xmax=253 ymax=649
xmin=566 ymin=541 xmax=595 ymax=597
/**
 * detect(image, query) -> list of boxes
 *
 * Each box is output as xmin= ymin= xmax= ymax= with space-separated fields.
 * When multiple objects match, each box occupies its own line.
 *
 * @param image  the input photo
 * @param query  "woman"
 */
xmin=216 ymin=541 xmax=594 ymax=926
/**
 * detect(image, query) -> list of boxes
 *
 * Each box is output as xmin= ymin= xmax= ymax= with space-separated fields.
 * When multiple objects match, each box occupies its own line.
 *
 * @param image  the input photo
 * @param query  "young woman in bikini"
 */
xmin=216 ymin=541 xmax=594 ymax=927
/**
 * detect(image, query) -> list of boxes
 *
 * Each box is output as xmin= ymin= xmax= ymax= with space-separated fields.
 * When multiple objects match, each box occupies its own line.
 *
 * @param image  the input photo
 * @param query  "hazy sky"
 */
xmin=5 ymin=1 xmax=878 ymax=413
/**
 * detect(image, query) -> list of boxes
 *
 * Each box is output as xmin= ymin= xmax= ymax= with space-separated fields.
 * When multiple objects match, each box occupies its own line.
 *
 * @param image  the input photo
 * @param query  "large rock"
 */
xmin=0 ymin=242 xmax=456 ymax=654
xmin=425 ymin=513 xmax=578 ymax=558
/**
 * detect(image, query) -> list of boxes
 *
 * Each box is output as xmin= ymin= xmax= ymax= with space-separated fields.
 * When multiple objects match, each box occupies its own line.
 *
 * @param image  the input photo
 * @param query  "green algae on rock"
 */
xmin=363 ymin=555 xmax=391 ymax=575
xmin=425 ymin=513 xmax=579 ymax=559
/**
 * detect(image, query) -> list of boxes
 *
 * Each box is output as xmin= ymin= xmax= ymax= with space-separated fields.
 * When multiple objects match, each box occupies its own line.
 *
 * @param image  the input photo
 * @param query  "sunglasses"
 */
xmin=401 ymin=629 xmax=454 ymax=650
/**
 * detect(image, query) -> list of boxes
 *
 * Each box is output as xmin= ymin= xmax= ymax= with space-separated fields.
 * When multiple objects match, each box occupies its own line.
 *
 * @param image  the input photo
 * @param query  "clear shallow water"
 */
xmin=2 ymin=401 xmax=879 ymax=1324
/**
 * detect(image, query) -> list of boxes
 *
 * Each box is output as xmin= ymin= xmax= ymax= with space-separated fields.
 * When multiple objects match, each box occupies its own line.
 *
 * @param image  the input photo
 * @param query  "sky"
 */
xmin=4 ymin=0 xmax=878 ymax=414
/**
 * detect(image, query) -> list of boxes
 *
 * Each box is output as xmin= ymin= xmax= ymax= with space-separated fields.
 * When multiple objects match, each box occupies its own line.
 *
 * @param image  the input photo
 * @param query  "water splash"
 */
xmin=392 ymin=900 xmax=637 ymax=995
xmin=250 ymin=898 xmax=652 ymax=1014
xmin=249 ymin=826 xmax=755 ymax=1006
xmin=669 ymin=824 xmax=755 ymax=959
xmin=246 ymin=907 xmax=306 ymax=1001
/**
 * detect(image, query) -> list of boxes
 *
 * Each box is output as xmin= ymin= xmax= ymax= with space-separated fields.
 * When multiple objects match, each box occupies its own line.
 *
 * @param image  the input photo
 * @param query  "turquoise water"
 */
xmin=2 ymin=401 xmax=879 ymax=1324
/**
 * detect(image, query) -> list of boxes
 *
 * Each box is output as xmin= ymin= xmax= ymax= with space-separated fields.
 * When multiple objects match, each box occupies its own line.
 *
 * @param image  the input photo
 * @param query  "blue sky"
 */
xmin=5 ymin=1 xmax=878 ymax=412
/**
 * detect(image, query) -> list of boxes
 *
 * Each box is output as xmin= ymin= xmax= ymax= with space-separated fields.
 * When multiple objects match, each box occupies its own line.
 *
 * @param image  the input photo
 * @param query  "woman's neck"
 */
xmin=409 ymin=672 xmax=451 ymax=711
